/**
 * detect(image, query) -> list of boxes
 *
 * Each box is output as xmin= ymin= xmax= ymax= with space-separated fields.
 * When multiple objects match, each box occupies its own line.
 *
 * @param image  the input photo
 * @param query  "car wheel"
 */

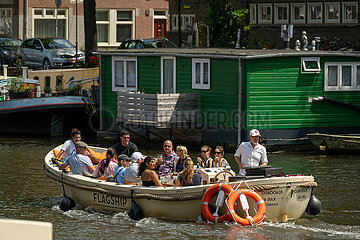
xmin=43 ymin=59 xmax=51 ymax=70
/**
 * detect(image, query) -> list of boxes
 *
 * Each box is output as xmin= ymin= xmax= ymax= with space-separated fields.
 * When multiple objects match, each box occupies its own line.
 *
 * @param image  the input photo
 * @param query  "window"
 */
xmin=343 ymin=2 xmax=358 ymax=23
xmin=308 ymin=3 xmax=323 ymax=23
xmin=258 ymin=4 xmax=273 ymax=24
xmin=112 ymin=57 xmax=137 ymax=91
xmin=325 ymin=2 xmax=340 ymax=23
xmin=96 ymin=10 xmax=109 ymax=43
xmin=192 ymin=59 xmax=210 ymax=89
xmin=171 ymin=14 xmax=195 ymax=30
xmin=161 ymin=57 xmax=176 ymax=94
xmin=33 ymin=9 xmax=68 ymax=38
xmin=301 ymin=57 xmax=321 ymax=73
xmin=275 ymin=4 xmax=289 ymax=24
xmin=291 ymin=3 xmax=305 ymax=23
xmin=250 ymin=4 xmax=257 ymax=24
xmin=0 ymin=8 xmax=12 ymax=35
xmin=325 ymin=63 xmax=360 ymax=91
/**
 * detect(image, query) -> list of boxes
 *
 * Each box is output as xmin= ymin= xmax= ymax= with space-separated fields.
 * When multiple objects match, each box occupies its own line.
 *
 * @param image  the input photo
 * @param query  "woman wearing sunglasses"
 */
xmin=213 ymin=146 xmax=229 ymax=167
xmin=138 ymin=156 xmax=163 ymax=187
xmin=196 ymin=145 xmax=214 ymax=168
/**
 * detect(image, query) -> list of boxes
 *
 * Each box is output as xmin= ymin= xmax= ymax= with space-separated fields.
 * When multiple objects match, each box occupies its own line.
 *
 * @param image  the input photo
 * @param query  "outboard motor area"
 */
xmin=60 ymin=194 xmax=76 ymax=211
xmin=305 ymin=190 xmax=322 ymax=215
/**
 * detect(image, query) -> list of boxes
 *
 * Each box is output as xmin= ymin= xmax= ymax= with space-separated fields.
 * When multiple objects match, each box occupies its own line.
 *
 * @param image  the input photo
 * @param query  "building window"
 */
xmin=33 ymin=9 xmax=68 ymax=38
xmin=117 ymin=11 xmax=133 ymax=42
xmin=325 ymin=63 xmax=360 ymax=91
xmin=258 ymin=4 xmax=273 ymax=24
xmin=325 ymin=2 xmax=340 ymax=23
xmin=112 ymin=57 xmax=137 ymax=91
xmin=171 ymin=14 xmax=195 ymax=31
xmin=96 ymin=10 xmax=109 ymax=43
xmin=250 ymin=4 xmax=257 ymax=24
xmin=291 ymin=3 xmax=305 ymax=23
xmin=343 ymin=2 xmax=358 ymax=23
xmin=192 ymin=59 xmax=210 ymax=89
xmin=308 ymin=3 xmax=323 ymax=23
xmin=301 ymin=57 xmax=321 ymax=73
xmin=275 ymin=4 xmax=289 ymax=24
xmin=161 ymin=57 xmax=176 ymax=94
xmin=0 ymin=8 xmax=12 ymax=35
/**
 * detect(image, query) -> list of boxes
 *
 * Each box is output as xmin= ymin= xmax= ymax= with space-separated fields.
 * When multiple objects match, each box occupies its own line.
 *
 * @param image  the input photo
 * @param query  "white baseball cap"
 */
xmin=131 ymin=152 xmax=144 ymax=162
xmin=249 ymin=129 xmax=261 ymax=137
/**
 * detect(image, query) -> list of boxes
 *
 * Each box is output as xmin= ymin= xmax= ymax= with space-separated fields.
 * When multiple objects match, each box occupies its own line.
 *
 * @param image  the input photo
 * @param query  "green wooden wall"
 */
xmin=244 ymin=56 xmax=360 ymax=130
xmin=101 ymin=55 xmax=117 ymax=119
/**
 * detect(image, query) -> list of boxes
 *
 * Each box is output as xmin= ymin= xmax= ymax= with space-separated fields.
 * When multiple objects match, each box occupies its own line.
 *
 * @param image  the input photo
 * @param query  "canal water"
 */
xmin=0 ymin=136 xmax=359 ymax=239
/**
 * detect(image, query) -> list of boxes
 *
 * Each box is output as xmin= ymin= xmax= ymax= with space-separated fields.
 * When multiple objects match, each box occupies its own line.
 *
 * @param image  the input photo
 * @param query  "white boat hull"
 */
xmin=45 ymin=146 xmax=317 ymax=222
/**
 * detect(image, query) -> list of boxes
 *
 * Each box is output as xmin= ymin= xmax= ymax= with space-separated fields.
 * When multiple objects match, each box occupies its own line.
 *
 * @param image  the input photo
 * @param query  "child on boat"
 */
xmin=113 ymin=154 xmax=132 ymax=184
xmin=92 ymin=147 xmax=118 ymax=179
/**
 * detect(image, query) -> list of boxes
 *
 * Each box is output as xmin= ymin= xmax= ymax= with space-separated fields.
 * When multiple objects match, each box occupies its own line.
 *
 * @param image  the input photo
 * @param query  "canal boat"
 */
xmin=44 ymin=145 xmax=320 ymax=222
xmin=307 ymin=133 xmax=360 ymax=153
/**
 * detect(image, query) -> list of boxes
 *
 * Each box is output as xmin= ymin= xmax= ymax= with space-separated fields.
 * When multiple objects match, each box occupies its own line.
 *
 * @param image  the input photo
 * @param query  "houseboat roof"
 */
xmin=96 ymin=48 xmax=360 ymax=60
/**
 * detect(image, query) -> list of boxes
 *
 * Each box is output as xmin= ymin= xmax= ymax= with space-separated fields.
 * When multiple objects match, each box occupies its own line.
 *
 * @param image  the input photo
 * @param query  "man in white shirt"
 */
xmin=234 ymin=129 xmax=268 ymax=176
xmin=124 ymin=152 xmax=144 ymax=184
xmin=59 ymin=141 xmax=95 ymax=175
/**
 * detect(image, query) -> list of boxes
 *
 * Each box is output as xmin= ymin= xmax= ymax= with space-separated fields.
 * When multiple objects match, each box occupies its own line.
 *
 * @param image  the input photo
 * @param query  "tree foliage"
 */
xmin=206 ymin=0 xmax=251 ymax=48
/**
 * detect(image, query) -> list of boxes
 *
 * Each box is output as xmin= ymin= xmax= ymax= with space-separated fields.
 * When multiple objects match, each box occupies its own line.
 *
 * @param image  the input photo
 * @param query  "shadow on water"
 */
xmin=0 ymin=135 xmax=359 ymax=239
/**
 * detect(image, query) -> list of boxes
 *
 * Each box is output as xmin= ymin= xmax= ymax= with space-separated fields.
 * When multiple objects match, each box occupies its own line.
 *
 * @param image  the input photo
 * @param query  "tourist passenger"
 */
xmin=197 ymin=145 xmax=214 ymax=168
xmin=113 ymin=130 xmax=138 ymax=157
xmin=138 ymin=156 xmax=163 ymax=187
xmin=56 ymin=128 xmax=82 ymax=160
xmin=176 ymin=158 xmax=202 ymax=186
xmin=92 ymin=147 xmax=117 ymax=179
xmin=234 ymin=129 xmax=268 ymax=176
xmin=123 ymin=152 xmax=144 ymax=184
xmin=59 ymin=141 xmax=95 ymax=175
xmin=157 ymin=140 xmax=177 ymax=177
xmin=113 ymin=154 xmax=132 ymax=184
xmin=175 ymin=145 xmax=191 ymax=174
xmin=213 ymin=146 xmax=229 ymax=167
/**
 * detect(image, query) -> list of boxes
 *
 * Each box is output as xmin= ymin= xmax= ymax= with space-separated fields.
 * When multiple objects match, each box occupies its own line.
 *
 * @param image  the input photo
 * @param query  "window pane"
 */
xmin=203 ymin=62 xmax=209 ymax=84
xmin=127 ymin=61 xmax=136 ymax=88
xmin=57 ymin=9 xmax=66 ymax=16
xmin=327 ymin=5 xmax=339 ymax=20
xmin=345 ymin=5 xmax=357 ymax=21
xmin=115 ymin=61 xmax=124 ymax=87
xmin=116 ymin=24 xmax=131 ymax=42
xmin=310 ymin=6 xmax=322 ymax=20
xmin=117 ymin=11 xmax=132 ymax=21
xmin=195 ymin=62 xmax=201 ymax=84
xmin=34 ymin=10 xmax=43 ymax=15
xmin=305 ymin=61 xmax=319 ymax=70
xmin=46 ymin=9 xmax=54 ymax=16
xmin=356 ymin=66 xmax=360 ymax=86
xmin=294 ymin=6 xmax=305 ymax=20
xmin=154 ymin=11 xmax=166 ymax=16
xmin=328 ymin=66 xmax=338 ymax=86
xmin=96 ymin=24 xmax=108 ymax=42
xmin=96 ymin=11 xmax=109 ymax=21
xmin=277 ymin=7 xmax=287 ymax=20
xmin=163 ymin=59 xmax=174 ymax=93
xmin=261 ymin=7 xmax=271 ymax=21
xmin=34 ymin=19 xmax=66 ymax=38
xmin=342 ymin=66 xmax=352 ymax=86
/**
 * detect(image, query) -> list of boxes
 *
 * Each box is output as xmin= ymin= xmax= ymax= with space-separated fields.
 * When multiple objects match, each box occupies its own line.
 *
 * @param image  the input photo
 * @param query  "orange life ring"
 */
xmin=225 ymin=189 xmax=266 ymax=225
xmin=201 ymin=183 xmax=234 ymax=223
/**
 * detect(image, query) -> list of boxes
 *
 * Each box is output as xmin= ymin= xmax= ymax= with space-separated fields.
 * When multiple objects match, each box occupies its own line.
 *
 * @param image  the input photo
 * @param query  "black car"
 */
xmin=0 ymin=35 xmax=22 ymax=67
xmin=118 ymin=38 xmax=177 ymax=49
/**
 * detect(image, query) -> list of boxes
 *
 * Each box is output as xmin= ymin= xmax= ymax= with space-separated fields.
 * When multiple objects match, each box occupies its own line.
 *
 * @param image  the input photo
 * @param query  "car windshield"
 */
xmin=143 ymin=39 xmax=177 ymax=48
xmin=0 ymin=37 xmax=22 ymax=47
xmin=40 ymin=38 xmax=74 ymax=49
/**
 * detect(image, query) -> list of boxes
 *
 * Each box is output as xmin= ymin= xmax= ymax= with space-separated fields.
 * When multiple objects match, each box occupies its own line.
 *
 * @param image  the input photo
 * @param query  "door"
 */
xmin=161 ymin=57 xmax=176 ymax=94
xmin=154 ymin=19 xmax=166 ymax=38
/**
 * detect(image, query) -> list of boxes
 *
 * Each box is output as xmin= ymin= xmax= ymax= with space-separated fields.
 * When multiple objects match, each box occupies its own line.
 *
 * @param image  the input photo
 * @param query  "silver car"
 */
xmin=17 ymin=38 xmax=85 ymax=69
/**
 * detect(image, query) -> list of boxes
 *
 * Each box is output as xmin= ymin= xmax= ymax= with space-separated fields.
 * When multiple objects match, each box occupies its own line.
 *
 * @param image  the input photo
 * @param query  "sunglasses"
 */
xmin=201 ymin=150 xmax=208 ymax=153
xmin=150 ymin=160 xmax=157 ymax=164
xmin=164 ymin=145 xmax=172 ymax=148
xmin=123 ymin=137 xmax=130 ymax=139
xmin=214 ymin=152 xmax=221 ymax=154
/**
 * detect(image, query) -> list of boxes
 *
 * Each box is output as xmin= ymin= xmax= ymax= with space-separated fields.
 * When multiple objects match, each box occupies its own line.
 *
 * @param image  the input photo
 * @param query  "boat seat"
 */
xmin=123 ymin=179 xmax=138 ymax=185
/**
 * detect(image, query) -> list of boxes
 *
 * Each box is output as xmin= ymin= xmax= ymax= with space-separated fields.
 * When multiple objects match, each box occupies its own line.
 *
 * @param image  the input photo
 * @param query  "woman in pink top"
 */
xmin=93 ymin=147 xmax=118 ymax=178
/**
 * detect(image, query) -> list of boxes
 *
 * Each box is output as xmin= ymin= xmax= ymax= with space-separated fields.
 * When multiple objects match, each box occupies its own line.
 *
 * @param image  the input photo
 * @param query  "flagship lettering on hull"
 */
xmin=93 ymin=193 xmax=128 ymax=208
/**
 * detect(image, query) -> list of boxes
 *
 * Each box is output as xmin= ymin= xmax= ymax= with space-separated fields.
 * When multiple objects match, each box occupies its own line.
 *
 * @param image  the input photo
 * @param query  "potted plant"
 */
xmin=9 ymin=78 xmax=21 ymax=99
xmin=56 ymin=74 xmax=65 ymax=96
xmin=26 ymin=84 xmax=37 ymax=98
xmin=44 ymin=86 xmax=52 ymax=97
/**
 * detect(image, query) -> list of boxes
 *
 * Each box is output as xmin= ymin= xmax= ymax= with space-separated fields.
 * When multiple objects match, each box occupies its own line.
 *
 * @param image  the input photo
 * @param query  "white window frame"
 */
xmin=112 ymin=56 xmax=137 ymax=91
xmin=0 ymin=8 xmax=12 ymax=35
xmin=192 ymin=59 xmax=210 ymax=90
xmin=343 ymin=2 xmax=358 ymax=23
xmin=161 ymin=56 xmax=177 ymax=94
xmin=325 ymin=62 xmax=360 ymax=91
xmin=325 ymin=2 xmax=340 ymax=23
xmin=258 ymin=4 xmax=273 ymax=24
xmin=291 ymin=3 xmax=305 ymax=24
xmin=301 ymin=57 xmax=321 ymax=73
xmin=250 ymin=4 xmax=257 ymax=24
xmin=308 ymin=3 xmax=323 ymax=23
xmin=171 ymin=14 xmax=195 ymax=31
xmin=96 ymin=10 xmax=110 ymax=44
xmin=274 ymin=3 xmax=289 ymax=24
xmin=32 ymin=8 xmax=68 ymax=38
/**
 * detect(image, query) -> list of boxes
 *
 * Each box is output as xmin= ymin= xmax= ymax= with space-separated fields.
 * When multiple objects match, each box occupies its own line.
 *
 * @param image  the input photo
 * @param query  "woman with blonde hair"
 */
xmin=176 ymin=158 xmax=202 ymax=186
xmin=175 ymin=145 xmax=191 ymax=174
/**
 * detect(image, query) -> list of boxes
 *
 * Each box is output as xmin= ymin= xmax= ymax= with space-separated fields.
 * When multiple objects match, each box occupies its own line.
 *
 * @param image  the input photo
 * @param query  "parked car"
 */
xmin=0 ymin=35 xmax=22 ymax=67
xmin=17 ymin=38 xmax=85 ymax=69
xmin=118 ymin=38 xmax=177 ymax=49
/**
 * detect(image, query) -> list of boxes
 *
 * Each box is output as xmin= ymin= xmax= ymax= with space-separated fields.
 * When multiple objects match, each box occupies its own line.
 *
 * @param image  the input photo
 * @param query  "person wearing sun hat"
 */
xmin=123 ymin=152 xmax=145 ymax=184
xmin=234 ymin=129 xmax=268 ymax=176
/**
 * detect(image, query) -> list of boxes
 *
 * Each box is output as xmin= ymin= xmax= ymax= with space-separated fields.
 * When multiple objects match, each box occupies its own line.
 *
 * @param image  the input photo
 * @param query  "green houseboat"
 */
xmin=97 ymin=48 xmax=360 ymax=144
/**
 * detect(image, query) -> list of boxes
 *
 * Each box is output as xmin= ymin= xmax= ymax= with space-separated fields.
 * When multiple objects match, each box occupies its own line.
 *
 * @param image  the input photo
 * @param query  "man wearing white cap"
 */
xmin=123 ymin=152 xmax=144 ymax=184
xmin=234 ymin=129 xmax=268 ymax=176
